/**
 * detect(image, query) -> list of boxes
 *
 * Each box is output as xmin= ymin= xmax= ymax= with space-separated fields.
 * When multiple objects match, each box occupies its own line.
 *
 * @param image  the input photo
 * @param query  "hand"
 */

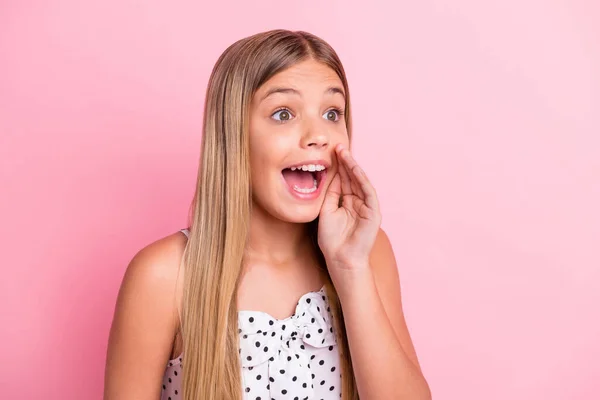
xmin=318 ymin=144 xmax=382 ymax=274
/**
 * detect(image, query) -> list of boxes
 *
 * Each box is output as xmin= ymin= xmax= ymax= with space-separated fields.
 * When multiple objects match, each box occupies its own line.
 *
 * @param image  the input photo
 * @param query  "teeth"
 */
xmin=293 ymin=178 xmax=318 ymax=193
xmin=290 ymin=164 xmax=325 ymax=172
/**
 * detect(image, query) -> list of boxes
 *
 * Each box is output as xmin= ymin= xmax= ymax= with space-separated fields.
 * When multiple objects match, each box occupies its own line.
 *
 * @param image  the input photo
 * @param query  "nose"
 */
xmin=301 ymin=127 xmax=329 ymax=150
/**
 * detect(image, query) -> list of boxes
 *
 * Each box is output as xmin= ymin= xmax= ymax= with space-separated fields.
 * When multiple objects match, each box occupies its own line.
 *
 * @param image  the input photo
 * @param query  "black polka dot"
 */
xmin=231 ymin=298 xmax=341 ymax=398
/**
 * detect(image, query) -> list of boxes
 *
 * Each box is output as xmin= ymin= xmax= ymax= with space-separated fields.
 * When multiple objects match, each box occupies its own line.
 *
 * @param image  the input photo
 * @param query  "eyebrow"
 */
xmin=260 ymin=86 xmax=346 ymax=102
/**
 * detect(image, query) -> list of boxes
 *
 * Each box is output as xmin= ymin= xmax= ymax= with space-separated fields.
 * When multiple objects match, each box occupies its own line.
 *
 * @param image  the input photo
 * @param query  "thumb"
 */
xmin=320 ymin=172 xmax=341 ymax=215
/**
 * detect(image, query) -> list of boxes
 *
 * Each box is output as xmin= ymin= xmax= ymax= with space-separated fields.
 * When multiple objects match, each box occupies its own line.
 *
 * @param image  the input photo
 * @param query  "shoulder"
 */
xmin=123 ymin=230 xmax=188 ymax=311
xmin=369 ymin=227 xmax=399 ymax=297
xmin=104 ymin=229 xmax=188 ymax=398
xmin=369 ymin=227 xmax=425 ymax=374
xmin=369 ymin=227 xmax=395 ymax=269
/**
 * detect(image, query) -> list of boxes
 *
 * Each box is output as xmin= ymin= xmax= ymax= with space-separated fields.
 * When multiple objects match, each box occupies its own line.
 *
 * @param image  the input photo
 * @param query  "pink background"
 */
xmin=1 ymin=1 xmax=599 ymax=399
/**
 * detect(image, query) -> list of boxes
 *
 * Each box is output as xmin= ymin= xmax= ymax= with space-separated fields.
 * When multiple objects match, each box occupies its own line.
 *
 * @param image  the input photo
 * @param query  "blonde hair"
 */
xmin=179 ymin=29 xmax=358 ymax=400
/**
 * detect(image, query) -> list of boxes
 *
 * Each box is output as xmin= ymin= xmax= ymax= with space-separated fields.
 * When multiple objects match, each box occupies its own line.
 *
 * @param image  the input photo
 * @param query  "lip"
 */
xmin=281 ymin=168 xmax=328 ymax=201
xmin=282 ymin=159 xmax=331 ymax=170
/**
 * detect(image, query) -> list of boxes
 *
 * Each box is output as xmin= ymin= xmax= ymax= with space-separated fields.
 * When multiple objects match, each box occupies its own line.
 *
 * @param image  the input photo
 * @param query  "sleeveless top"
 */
xmin=160 ymin=228 xmax=342 ymax=400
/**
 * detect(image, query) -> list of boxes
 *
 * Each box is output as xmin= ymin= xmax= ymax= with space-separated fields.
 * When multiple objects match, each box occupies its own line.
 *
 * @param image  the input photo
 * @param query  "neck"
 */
xmin=245 ymin=202 xmax=315 ymax=267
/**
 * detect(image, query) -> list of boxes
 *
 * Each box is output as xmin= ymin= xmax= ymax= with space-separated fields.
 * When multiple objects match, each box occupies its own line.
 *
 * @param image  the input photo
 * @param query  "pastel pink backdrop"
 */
xmin=1 ymin=1 xmax=598 ymax=399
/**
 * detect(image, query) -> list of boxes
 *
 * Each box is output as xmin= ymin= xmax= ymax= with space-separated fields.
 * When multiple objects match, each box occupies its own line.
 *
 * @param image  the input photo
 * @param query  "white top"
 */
xmin=161 ymin=228 xmax=342 ymax=400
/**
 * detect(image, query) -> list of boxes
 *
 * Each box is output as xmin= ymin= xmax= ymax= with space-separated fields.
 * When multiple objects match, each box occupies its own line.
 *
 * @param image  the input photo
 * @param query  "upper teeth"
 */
xmin=290 ymin=164 xmax=326 ymax=172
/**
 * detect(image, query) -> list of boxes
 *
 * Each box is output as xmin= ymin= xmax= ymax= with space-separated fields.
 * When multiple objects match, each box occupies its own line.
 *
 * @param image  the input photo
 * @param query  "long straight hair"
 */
xmin=179 ymin=29 xmax=358 ymax=400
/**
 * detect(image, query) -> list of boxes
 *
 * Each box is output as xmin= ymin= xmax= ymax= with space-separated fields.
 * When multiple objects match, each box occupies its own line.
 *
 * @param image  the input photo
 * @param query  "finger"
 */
xmin=341 ymin=149 xmax=379 ymax=212
xmin=336 ymin=147 xmax=353 ymax=196
xmin=320 ymin=172 xmax=341 ymax=214
xmin=338 ymin=146 xmax=364 ymax=199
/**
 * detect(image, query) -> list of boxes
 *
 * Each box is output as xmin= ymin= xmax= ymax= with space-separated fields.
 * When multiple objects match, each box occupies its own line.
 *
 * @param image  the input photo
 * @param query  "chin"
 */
xmin=280 ymin=207 xmax=321 ymax=224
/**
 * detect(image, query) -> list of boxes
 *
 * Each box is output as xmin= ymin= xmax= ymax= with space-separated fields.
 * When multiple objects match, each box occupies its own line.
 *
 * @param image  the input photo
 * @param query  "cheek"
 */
xmin=332 ymin=131 xmax=350 ymax=148
xmin=248 ymin=145 xmax=280 ymax=188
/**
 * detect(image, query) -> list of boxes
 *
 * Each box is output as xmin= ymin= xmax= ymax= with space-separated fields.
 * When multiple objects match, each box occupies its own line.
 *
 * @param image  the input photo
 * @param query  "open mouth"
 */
xmin=281 ymin=166 xmax=327 ymax=194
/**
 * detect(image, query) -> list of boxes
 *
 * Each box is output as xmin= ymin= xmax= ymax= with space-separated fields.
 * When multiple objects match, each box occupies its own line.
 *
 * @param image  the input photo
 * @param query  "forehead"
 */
xmin=254 ymin=60 xmax=343 ymax=99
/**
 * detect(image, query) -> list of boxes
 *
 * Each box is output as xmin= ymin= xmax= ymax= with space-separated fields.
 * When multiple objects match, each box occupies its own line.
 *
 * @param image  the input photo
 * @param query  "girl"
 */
xmin=104 ymin=29 xmax=431 ymax=400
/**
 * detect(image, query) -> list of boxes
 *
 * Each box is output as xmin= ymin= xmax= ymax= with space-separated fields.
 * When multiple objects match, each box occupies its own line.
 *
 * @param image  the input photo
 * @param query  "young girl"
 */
xmin=104 ymin=29 xmax=431 ymax=400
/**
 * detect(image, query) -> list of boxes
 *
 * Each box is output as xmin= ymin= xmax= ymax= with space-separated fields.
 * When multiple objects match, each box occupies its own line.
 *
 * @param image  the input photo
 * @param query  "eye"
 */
xmin=323 ymin=108 xmax=345 ymax=122
xmin=271 ymin=107 xmax=293 ymax=123
xmin=270 ymin=107 xmax=346 ymax=124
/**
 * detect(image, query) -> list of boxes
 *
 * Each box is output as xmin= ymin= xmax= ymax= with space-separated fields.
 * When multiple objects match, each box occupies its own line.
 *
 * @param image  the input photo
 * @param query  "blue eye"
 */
xmin=271 ymin=107 xmax=345 ymax=124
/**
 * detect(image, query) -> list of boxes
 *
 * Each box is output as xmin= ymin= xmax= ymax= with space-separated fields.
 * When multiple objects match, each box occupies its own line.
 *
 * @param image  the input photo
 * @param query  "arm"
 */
xmin=103 ymin=233 xmax=185 ymax=399
xmin=333 ymin=228 xmax=431 ymax=400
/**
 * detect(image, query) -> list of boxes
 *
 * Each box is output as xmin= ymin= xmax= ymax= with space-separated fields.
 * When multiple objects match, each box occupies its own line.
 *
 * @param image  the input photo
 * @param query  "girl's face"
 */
xmin=249 ymin=59 xmax=349 ymax=223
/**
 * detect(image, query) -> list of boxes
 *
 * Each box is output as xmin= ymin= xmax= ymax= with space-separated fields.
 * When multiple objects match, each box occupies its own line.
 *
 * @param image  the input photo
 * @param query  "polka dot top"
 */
xmin=160 ymin=228 xmax=342 ymax=400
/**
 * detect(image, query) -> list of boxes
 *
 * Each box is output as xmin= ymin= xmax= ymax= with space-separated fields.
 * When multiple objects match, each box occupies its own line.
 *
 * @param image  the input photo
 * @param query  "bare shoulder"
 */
xmin=104 ymin=230 xmax=188 ymax=400
xmin=369 ymin=227 xmax=425 ymax=374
